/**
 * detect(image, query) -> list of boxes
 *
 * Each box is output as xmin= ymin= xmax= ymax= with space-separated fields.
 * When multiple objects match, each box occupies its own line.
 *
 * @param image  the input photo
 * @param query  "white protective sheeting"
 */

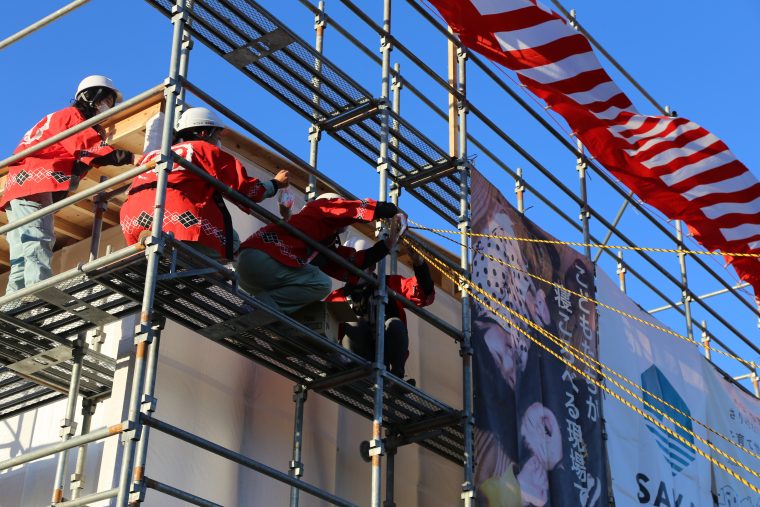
xmin=597 ymin=272 xmax=712 ymax=507
xmin=702 ymin=360 xmax=760 ymax=507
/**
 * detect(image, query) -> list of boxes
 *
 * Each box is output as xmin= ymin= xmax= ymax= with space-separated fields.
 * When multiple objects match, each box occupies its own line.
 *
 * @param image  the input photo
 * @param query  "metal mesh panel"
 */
xmin=0 ymin=257 xmax=145 ymax=419
xmin=145 ymin=0 xmax=466 ymax=224
xmin=86 ymin=239 xmax=467 ymax=464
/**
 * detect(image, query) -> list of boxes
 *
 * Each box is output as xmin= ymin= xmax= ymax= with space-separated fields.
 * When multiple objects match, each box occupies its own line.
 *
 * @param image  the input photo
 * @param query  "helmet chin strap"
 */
xmin=76 ymin=88 xmax=109 ymax=118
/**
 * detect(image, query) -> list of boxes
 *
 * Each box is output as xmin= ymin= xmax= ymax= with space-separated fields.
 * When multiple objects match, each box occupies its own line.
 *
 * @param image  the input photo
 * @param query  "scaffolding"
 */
xmin=0 ymin=0 xmax=758 ymax=506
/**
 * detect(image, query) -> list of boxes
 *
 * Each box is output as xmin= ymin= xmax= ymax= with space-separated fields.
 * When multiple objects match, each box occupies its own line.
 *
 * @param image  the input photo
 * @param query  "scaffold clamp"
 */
xmin=121 ymin=423 xmax=142 ymax=444
xmin=308 ymin=124 xmax=322 ymax=142
xmin=141 ymin=394 xmax=157 ymax=414
xmin=368 ymin=438 xmax=385 ymax=457
xmin=170 ymin=4 xmax=190 ymax=22
xmin=461 ymin=480 xmax=475 ymax=499
xmin=59 ymin=418 xmax=77 ymax=438
xmin=289 ymin=460 xmax=304 ymax=477
xmin=129 ymin=482 xmax=147 ymax=504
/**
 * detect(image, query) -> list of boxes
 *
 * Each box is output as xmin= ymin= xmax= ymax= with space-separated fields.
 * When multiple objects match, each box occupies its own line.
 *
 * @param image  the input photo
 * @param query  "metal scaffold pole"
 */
xmin=307 ymin=0 xmax=326 ymax=201
xmin=675 ymin=220 xmax=694 ymax=340
xmin=514 ymin=167 xmax=525 ymax=214
xmin=616 ymin=250 xmax=626 ymax=293
xmin=130 ymin=319 xmax=165 ymax=502
xmin=69 ymin=180 xmax=109 ymax=500
xmin=456 ymin=42 xmax=475 ymax=507
xmin=701 ymin=320 xmax=711 ymax=360
xmin=371 ymin=0 xmax=393 ymax=504
xmin=0 ymin=0 xmax=91 ymax=51
xmin=383 ymin=446 xmax=397 ymax=507
xmin=51 ymin=336 xmax=85 ymax=503
xmin=115 ymin=0 xmax=189 ymax=504
xmin=176 ymin=0 xmax=194 ymax=113
xmin=389 ymin=61 xmax=401 ymax=274
xmin=576 ymin=139 xmax=591 ymax=260
xmin=289 ymin=385 xmax=307 ymax=507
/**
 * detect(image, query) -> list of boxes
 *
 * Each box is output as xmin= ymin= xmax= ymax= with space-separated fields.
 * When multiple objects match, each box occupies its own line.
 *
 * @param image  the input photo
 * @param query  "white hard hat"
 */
xmin=316 ymin=192 xmax=343 ymax=200
xmin=176 ymin=107 xmax=225 ymax=133
xmin=76 ymin=75 xmax=122 ymax=103
xmin=346 ymin=237 xmax=372 ymax=251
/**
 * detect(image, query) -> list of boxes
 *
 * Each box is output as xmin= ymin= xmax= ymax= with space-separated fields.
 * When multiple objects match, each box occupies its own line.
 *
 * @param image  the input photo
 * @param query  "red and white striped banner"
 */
xmin=427 ymin=0 xmax=760 ymax=301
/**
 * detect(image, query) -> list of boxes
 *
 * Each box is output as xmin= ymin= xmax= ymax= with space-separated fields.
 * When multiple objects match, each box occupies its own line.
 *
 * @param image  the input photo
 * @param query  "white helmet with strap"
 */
xmin=345 ymin=237 xmax=372 ymax=251
xmin=76 ymin=75 xmax=122 ymax=103
xmin=176 ymin=107 xmax=225 ymax=133
xmin=316 ymin=192 xmax=343 ymax=201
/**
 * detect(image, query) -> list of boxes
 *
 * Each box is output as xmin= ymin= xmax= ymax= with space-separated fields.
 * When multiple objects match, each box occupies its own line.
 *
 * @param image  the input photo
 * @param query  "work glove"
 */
xmin=93 ymin=149 xmax=134 ymax=167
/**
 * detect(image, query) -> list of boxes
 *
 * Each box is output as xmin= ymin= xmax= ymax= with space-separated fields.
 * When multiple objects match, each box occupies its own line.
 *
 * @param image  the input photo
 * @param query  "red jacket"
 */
xmin=240 ymin=198 xmax=386 ymax=268
xmin=326 ymin=271 xmax=436 ymax=325
xmin=1 ymin=107 xmax=116 ymax=209
xmin=120 ymin=140 xmax=270 ymax=257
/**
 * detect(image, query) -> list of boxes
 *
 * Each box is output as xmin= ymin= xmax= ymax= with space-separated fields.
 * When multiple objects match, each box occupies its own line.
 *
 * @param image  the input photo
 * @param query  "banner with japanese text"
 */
xmin=471 ymin=169 xmax=606 ymax=507
xmin=597 ymin=272 xmax=712 ymax=507
xmin=702 ymin=360 xmax=760 ymax=507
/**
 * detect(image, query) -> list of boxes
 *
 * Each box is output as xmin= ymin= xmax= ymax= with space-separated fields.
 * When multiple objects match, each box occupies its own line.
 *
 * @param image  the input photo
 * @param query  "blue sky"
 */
xmin=1 ymin=1 xmax=758 ymax=385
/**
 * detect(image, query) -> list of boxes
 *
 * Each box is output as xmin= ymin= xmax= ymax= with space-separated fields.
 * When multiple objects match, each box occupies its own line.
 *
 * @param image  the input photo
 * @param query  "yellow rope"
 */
xmin=424 ymin=230 xmax=757 ymax=371
xmin=409 ymin=221 xmax=760 ymax=258
xmin=408 ymin=241 xmax=760 ymax=491
xmin=455 ymin=239 xmax=760 ymax=462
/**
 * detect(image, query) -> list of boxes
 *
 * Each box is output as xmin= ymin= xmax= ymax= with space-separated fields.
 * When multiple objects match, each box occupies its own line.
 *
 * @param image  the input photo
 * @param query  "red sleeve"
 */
xmin=307 ymin=198 xmax=378 ymax=227
xmin=211 ymin=147 xmax=269 ymax=203
xmin=400 ymin=276 xmax=436 ymax=307
xmin=55 ymin=108 xmax=115 ymax=165
xmin=319 ymin=245 xmax=362 ymax=282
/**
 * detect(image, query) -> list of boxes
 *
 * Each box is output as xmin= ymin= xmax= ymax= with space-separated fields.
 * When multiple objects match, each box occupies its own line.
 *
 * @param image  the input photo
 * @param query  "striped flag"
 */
xmin=427 ymin=0 xmax=760 ymax=302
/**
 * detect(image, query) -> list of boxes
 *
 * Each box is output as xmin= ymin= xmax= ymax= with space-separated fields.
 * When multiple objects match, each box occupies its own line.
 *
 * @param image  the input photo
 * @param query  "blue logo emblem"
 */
xmin=640 ymin=365 xmax=696 ymax=476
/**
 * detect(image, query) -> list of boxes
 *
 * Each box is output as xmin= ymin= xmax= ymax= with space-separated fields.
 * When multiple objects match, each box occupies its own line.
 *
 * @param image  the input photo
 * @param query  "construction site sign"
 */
xmin=597 ymin=273 xmax=712 ymax=507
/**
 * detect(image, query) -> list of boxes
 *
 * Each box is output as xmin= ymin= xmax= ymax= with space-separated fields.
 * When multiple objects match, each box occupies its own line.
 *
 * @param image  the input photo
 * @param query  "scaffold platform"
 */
xmin=146 ymin=0 xmax=463 ymax=225
xmin=0 ymin=274 xmax=135 ymax=419
xmin=0 ymin=240 xmax=464 ymax=465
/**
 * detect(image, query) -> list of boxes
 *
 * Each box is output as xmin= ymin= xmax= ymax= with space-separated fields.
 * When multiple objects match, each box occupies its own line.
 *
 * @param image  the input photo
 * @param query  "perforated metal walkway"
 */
xmin=90 ymin=241 xmax=465 ymax=464
xmin=0 ymin=241 xmax=464 ymax=464
xmin=145 ymin=0 xmax=463 ymax=225
xmin=0 ymin=275 xmax=136 ymax=419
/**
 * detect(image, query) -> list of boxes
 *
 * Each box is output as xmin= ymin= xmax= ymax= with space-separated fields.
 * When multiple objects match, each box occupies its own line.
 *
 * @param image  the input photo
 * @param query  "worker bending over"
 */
xmin=120 ymin=107 xmax=288 ymax=260
xmin=1 ymin=75 xmax=134 ymax=293
xmin=236 ymin=193 xmax=404 ymax=314
xmin=327 ymin=241 xmax=435 ymax=379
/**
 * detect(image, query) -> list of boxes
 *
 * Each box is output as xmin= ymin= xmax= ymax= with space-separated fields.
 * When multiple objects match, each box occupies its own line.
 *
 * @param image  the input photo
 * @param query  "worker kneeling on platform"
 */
xmin=236 ymin=194 xmax=403 ymax=314
xmin=1 ymin=75 xmax=134 ymax=294
xmin=326 ymin=240 xmax=435 ymax=379
xmin=120 ymin=107 xmax=288 ymax=260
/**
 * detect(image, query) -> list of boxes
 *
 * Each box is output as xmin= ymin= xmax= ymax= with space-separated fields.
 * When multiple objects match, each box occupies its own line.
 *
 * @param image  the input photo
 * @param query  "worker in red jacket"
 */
xmin=120 ymin=107 xmax=288 ymax=259
xmin=1 ymin=75 xmax=134 ymax=293
xmin=326 ymin=241 xmax=435 ymax=378
xmin=236 ymin=193 xmax=403 ymax=314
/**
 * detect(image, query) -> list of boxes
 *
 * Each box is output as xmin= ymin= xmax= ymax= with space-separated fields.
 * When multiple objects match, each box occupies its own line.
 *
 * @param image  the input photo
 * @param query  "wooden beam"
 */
xmin=72 ymin=201 xmax=120 ymax=226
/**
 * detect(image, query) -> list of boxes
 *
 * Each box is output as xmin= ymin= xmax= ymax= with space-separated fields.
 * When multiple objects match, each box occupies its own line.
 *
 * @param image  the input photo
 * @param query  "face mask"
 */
xmin=95 ymin=100 xmax=112 ymax=115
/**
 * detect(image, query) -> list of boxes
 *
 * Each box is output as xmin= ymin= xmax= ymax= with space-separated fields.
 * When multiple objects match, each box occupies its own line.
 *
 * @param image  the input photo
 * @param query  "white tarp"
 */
xmin=597 ymin=272 xmax=712 ymax=507
xmin=702 ymin=360 xmax=760 ymax=507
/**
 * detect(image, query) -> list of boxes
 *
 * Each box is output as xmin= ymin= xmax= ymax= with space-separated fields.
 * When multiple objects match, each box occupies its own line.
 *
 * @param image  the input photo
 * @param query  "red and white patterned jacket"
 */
xmin=326 ymin=272 xmax=436 ymax=325
xmin=0 ymin=107 xmax=117 ymax=209
xmin=240 ymin=198 xmax=389 ymax=268
xmin=120 ymin=140 xmax=270 ymax=257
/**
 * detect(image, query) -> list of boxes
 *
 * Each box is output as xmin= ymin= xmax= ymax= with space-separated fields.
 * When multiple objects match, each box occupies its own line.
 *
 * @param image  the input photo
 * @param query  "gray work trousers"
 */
xmin=236 ymin=248 xmax=332 ymax=314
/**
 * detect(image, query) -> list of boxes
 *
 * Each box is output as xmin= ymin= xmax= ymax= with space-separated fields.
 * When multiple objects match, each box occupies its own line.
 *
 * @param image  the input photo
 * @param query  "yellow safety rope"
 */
xmin=408 ymin=241 xmax=760 ymax=491
xmin=423 ymin=229 xmax=757 ymax=371
xmin=409 ymin=221 xmax=760 ymax=258
xmin=455 ymin=235 xmax=760 ymax=463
